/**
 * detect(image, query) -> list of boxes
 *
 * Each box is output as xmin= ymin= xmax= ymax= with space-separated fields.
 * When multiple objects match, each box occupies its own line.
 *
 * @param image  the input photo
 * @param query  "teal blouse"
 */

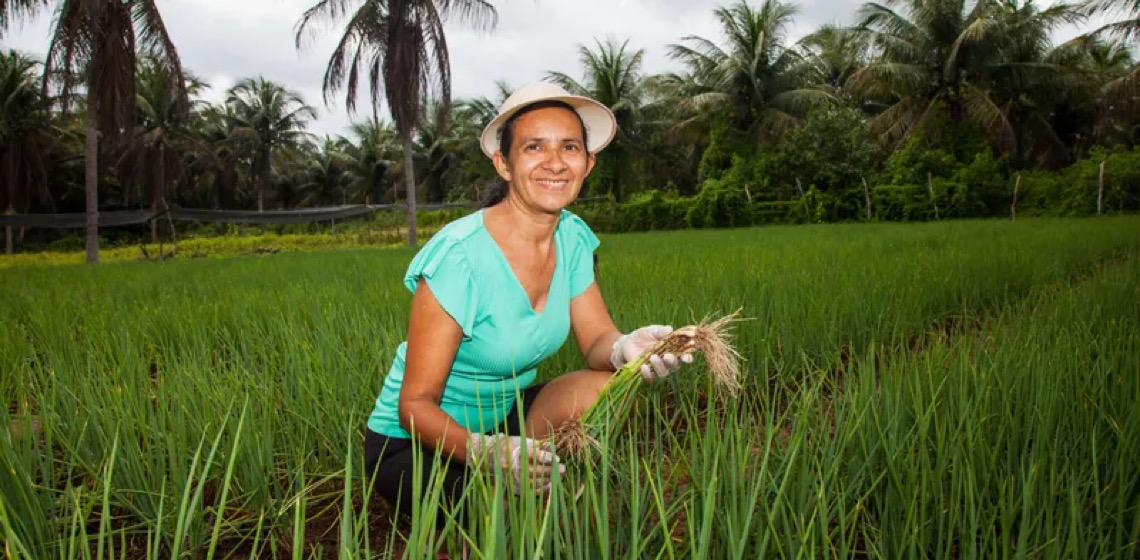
xmin=367 ymin=209 xmax=600 ymax=439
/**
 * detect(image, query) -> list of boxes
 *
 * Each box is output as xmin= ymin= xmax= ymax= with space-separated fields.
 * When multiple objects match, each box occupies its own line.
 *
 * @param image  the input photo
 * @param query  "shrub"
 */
xmin=881 ymin=138 xmax=960 ymax=187
xmin=762 ymin=106 xmax=883 ymax=215
xmin=615 ymin=190 xmax=689 ymax=232
xmin=751 ymin=201 xmax=802 ymax=224
xmin=952 ymin=150 xmax=1010 ymax=216
xmin=687 ymin=159 xmax=754 ymax=229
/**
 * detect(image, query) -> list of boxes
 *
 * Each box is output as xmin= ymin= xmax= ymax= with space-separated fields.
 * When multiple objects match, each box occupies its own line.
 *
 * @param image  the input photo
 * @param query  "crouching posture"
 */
xmin=363 ymin=83 xmax=692 ymax=525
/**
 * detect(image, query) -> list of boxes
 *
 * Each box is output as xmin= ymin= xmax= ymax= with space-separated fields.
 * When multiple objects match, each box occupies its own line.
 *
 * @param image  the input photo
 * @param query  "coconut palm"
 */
xmin=1050 ymin=35 xmax=1137 ymax=150
xmin=847 ymin=0 xmax=1081 ymax=159
xmin=338 ymin=118 xmax=399 ymax=204
xmin=298 ymin=137 xmax=352 ymax=206
xmin=225 ymin=77 xmax=317 ymax=211
xmin=1082 ymin=1 xmax=1140 ymax=133
xmin=982 ymin=1 xmax=1089 ymax=166
xmin=1083 ymin=0 xmax=1140 ymax=44
xmin=459 ymin=79 xmax=513 ymax=129
xmin=0 ymin=50 xmax=53 ymax=217
xmin=191 ymin=102 xmax=244 ymax=208
xmin=798 ymin=24 xmax=870 ymax=96
xmin=43 ymin=0 xmax=187 ymax=263
xmin=666 ymin=0 xmax=834 ymax=141
xmin=116 ymin=58 xmax=204 ymax=239
xmin=547 ymin=38 xmax=647 ymax=201
xmin=416 ymin=100 xmax=480 ymax=203
xmin=272 ymin=141 xmax=322 ymax=209
xmin=295 ymin=0 xmax=497 ymax=246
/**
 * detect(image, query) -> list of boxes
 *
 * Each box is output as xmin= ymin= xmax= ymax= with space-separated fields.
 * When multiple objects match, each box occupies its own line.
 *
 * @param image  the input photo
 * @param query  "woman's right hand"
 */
xmin=466 ymin=433 xmax=565 ymax=493
xmin=610 ymin=325 xmax=693 ymax=381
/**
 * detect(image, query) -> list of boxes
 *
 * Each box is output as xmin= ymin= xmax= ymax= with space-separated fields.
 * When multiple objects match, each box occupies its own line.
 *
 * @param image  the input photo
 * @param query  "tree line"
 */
xmin=2 ymin=0 xmax=1139 ymax=261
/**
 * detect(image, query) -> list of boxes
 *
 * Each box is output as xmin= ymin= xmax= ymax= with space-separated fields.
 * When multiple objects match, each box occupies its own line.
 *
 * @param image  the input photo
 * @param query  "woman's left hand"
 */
xmin=610 ymin=325 xmax=694 ymax=382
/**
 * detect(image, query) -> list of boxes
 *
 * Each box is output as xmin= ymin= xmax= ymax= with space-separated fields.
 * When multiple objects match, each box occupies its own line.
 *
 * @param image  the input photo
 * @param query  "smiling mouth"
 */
xmin=536 ymin=179 xmax=569 ymax=191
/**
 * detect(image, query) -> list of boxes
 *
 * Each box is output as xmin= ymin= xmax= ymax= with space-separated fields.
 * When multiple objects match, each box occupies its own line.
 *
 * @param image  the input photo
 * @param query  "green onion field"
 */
xmin=3 ymin=217 xmax=1139 ymax=559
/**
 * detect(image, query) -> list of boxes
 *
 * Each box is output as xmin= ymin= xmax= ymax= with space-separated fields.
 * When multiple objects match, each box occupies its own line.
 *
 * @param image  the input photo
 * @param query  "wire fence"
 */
xmin=1 ymin=199 xmax=612 ymax=254
xmin=0 ymin=203 xmax=484 ymax=229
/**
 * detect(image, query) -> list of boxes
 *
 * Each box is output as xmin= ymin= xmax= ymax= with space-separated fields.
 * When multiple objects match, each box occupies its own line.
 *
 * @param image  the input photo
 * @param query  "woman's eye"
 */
xmin=565 ymin=144 xmax=581 ymax=152
xmin=524 ymin=144 xmax=540 ymax=152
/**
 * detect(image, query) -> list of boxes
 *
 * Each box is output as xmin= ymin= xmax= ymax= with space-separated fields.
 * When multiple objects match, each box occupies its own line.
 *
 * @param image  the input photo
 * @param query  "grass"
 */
xmin=1 ymin=216 xmax=1139 ymax=558
xmin=0 ymin=226 xmax=445 ymax=269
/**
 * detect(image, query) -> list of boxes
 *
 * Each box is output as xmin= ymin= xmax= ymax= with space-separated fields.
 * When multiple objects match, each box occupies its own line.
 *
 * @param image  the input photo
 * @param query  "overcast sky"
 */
xmin=0 ymin=0 xmax=1105 ymax=138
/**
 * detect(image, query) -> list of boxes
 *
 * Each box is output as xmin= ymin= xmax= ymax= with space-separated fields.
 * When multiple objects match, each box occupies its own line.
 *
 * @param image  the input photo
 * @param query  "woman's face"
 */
xmin=493 ymin=106 xmax=596 ymax=216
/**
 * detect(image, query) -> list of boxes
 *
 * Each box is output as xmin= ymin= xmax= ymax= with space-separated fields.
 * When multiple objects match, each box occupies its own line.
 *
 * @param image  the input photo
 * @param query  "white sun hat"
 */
xmin=479 ymin=82 xmax=617 ymax=159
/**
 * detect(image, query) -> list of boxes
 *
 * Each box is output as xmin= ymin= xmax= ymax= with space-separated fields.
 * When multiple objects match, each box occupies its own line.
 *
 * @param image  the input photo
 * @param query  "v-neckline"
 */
xmin=480 ymin=209 xmax=560 ymax=316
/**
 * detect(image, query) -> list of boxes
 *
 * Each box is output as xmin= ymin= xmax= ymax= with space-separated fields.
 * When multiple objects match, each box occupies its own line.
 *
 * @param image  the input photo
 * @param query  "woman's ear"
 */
xmin=583 ymin=152 xmax=597 ymax=178
xmin=492 ymin=152 xmax=512 ymax=182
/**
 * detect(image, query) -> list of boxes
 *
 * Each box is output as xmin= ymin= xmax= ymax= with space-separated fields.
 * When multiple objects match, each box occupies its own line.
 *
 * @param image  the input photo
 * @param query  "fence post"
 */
xmin=862 ymin=177 xmax=872 ymax=221
xmin=1098 ymin=160 xmax=1105 ymax=215
xmin=151 ymin=208 xmax=158 ymax=245
xmin=4 ymin=207 xmax=12 ymax=255
xmin=1011 ymin=173 xmax=1020 ymax=221
xmin=928 ymin=172 xmax=940 ymax=220
xmin=795 ymin=177 xmax=809 ymax=216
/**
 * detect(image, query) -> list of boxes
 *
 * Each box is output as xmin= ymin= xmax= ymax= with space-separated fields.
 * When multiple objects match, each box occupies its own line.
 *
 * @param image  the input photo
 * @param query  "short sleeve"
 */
xmin=404 ymin=235 xmax=480 ymax=337
xmin=564 ymin=212 xmax=601 ymax=298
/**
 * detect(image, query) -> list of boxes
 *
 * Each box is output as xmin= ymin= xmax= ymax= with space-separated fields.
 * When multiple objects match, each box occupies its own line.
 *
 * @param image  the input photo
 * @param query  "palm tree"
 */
xmin=547 ymin=38 xmax=647 ymax=201
xmin=193 ymin=102 xmax=243 ymax=208
xmin=1082 ymin=1 xmax=1140 ymax=135
xmin=1083 ymin=0 xmax=1140 ymax=44
xmin=295 ymin=0 xmax=497 ymax=246
xmin=338 ymin=118 xmax=399 ymax=204
xmin=119 ymin=58 xmax=202 ymax=240
xmin=459 ymin=79 xmax=513 ymax=129
xmin=983 ymin=1 xmax=1088 ymax=167
xmin=847 ymin=0 xmax=1081 ymax=159
xmin=1051 ymin=35 xmax=1137 ymax=150
xmin=43 ymin=0 xmax=187 ymax=263
xmin=298 ymin=137 xmax=351 ymax=206
xmin=647 ymin=66 xmax=724 ymax=185
xmin=798 ymin=24 xmax=870 ymax=96
xmin=416 ymin=100 xmax=473 ymax=203
xmin=0 ymin=50 xmax=53 ymax=219
xmin=667 ymin=0 xmax=833 ymax=141
xmin=225 ymin=77 xmax=317 ymax=211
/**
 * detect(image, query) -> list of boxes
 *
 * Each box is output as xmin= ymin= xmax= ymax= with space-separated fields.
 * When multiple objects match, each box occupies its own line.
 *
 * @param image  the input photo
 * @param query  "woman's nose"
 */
xmin=544 ymin=150 xmax=568 ymax=172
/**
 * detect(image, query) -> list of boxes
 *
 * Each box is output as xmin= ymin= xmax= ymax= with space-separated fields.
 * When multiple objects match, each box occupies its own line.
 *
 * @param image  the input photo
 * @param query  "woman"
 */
xmin=363 ymin=83 xmax=692 ymax=523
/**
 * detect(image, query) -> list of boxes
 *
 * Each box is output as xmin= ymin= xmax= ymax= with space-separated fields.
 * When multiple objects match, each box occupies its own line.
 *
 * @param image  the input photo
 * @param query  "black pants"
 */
xmin=363 ymin=383 xmax=546 ymax=527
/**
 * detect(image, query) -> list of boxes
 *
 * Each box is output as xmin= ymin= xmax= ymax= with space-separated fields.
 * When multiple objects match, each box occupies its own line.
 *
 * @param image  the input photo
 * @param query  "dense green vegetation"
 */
xmin=2 ymin=217 xmax=1139 ymax=558
xmin=4 ymin=0 xmax=1140 ymax=252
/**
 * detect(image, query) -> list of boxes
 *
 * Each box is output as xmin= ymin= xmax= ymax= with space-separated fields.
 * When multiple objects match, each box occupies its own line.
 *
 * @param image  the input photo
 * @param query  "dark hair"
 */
xmin=481 ymin=100 xmax=590 ymax=208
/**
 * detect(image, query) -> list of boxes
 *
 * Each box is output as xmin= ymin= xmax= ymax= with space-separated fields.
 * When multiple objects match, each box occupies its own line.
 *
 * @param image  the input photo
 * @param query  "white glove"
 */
xmin=610 ymin=325 xmax=695 ymax=382
xmin=465 ymin=433 xmax=565 ymax=494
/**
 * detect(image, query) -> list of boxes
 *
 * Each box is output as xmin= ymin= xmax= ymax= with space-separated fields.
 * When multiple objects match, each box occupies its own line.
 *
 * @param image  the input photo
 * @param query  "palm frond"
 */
xmin=960 ymin=83 xmax=1016 ymax=153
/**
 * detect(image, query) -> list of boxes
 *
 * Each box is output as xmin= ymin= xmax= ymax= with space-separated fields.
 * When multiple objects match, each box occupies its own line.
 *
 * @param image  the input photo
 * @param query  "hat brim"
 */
xmin=479 ymin=95 xmax=617 ymax=159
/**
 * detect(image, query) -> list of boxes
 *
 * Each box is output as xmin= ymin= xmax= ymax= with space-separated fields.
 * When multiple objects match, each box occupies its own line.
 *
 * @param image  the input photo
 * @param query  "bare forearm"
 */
xmin=585 ymin=330 xmax=623 ymax=372
xmin=398 ymin=399 xmax=472 ymax=461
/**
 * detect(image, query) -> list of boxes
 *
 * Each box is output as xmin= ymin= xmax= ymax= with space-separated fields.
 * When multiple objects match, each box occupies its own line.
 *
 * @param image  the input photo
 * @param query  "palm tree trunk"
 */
xmin=215 ymin=153 xmax=233 ymax=208
xmin=613 ymin=151 xmax=625 ymax=203
xmin=4 ymin=148 xmax=15 ymax=210
xmin=257 ymin=149 xmax=270 ymax=211
xmin=152 ymin=144 xmax=165 ymax=244
xmin=5 ymin=150 xmax=14 ymax=254
xmin=85 ymin=96 xmax=100 ymax=264
xmin=403 ymin=134 xmax=417 ymax=246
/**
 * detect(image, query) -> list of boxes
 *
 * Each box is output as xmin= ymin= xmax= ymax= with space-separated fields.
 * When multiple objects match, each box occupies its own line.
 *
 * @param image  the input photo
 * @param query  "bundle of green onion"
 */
xmin=555 ymin=311 xmax=746 ymax=459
